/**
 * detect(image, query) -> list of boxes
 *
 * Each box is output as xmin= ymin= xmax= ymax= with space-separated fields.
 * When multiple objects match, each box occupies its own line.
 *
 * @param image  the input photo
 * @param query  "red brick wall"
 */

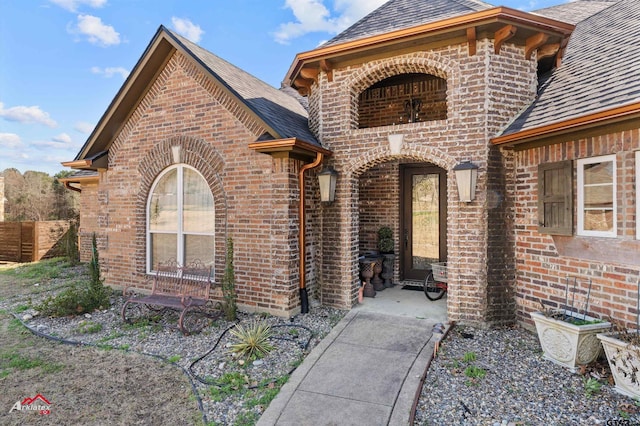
xmin=358 ymin=161 xmax=400 ymax=254
xmin=309 ymin=40 xmax=537 ymax=325
xmin=513 ymin=128 xmax=640 ymax=328
xmin=78 ymin=182 xmax=100 ymax=262
xmin=358 ymin=75 xmax=447 ymax=128
xmin=85 ymin=51 xmax=309 ymax=316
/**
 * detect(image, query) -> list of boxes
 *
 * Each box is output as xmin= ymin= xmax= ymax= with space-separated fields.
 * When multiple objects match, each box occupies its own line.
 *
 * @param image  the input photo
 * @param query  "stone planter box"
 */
xmin=530 ymin=311 xmax=611 ymax=373
xmin=597 ymin=333 xmax=640 ymax=399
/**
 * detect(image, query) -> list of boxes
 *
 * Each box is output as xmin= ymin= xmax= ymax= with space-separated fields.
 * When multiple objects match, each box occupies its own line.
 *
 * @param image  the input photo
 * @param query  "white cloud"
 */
xmin=0 ymin=102 xmax=57 ymax=128
xmin=171 ymin=17 xmax=204 ymax=43
xmin=273 ymin=0 xmax=386 ymax=44
xmin=32 ymin=133 xmax=76 ymax=150
xmin=333 ymin=0 xmax=388 ymax=27
xmin=91 ymin=66 xmax=129 ymax=79
xmin=49 ymin=0 xmax=107 ymax=12
xmin=0 ymin=133 xmax=22 ymax=148
xmin=32 ymin=140 xmax=70 ymax=149
xmin=74 ymin=121 xmax=94 ymax=134
xmin=72 ymin=14 xmax=120 ymax=46
xmin=52 ymin=133 xmax=73 ymax=144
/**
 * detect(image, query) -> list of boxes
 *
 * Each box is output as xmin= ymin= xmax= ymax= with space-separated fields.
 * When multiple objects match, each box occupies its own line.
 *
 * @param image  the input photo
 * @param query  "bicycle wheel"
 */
xmin=423 ymin=271 xmax=445 ymax=301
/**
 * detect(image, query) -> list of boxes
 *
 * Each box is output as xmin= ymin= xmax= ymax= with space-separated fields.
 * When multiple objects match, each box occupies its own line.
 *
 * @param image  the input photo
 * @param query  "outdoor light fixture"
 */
xmin=318 ymin=166 xmax=338 ymax=203
xmin=454 ymin=160 xmax=479 ymax=202
xmin=404 ymin=98 xmax=422 ymax=123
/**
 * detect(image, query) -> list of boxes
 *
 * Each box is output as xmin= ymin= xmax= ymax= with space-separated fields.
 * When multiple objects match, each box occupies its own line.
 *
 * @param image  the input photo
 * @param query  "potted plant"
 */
xmin=377 ymin=226 xmax=395 ymax=288
xmin=597 ymin=283 xmax=640 ymax=399
xmin=377 ymin=226 xmax=394 ymax=254
xmin=530 ymin=277 xmax=611 ymax=373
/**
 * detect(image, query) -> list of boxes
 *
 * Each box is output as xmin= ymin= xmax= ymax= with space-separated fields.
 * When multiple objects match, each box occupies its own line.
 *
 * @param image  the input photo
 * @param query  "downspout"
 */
xmin=63 ymin=182 xmax=82 ymax=193
xmin=298 ymin=152 xmax=324 ymax=314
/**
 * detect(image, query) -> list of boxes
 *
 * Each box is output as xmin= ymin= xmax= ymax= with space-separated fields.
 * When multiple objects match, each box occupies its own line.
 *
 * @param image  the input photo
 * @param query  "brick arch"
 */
xmin=343 ymin=52 xmax=460 ymax=130
xmin=344 ymin=143 xmax=458 ymax=178
xmin=337 ymin=143 xmax=461 ymax=311
xmin=133 ymin=135 xmax=227 ymax=278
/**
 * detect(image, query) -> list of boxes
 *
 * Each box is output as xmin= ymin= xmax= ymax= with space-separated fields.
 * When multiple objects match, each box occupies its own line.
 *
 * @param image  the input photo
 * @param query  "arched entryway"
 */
xmin=354 ymin=157 xmax=448 ymax=320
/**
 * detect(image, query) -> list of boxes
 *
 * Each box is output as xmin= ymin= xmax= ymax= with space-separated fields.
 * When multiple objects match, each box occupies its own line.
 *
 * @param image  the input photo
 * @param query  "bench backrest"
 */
xmin=153 ymin=259 xmax=212 ymax=300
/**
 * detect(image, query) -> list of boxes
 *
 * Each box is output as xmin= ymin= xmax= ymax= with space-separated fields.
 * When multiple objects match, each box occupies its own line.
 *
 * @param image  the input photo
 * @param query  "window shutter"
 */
xmin=538 ymin=160 xmax=573 ymax=235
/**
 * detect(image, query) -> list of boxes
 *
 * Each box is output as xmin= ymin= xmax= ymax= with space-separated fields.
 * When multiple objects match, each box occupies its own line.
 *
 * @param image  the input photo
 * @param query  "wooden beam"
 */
xmin=494 ymin=24 xmax=517 ymax=54
xmin=556 ymin=36 xmax=570 ymax=68
xmin=294 ymin=77 xmax=313 ymax=90
xmin=299 ymin=67 xmax=319 ymax=82
xmin=537 ymin=43 xmax=560 ymax=60
xmin=320 ymin=59 xmax=333 ymax=82
xmin=467 ymin=27 xmax=476 ymax=56
xmin=525 ymin=32 xmax=549 ymax=60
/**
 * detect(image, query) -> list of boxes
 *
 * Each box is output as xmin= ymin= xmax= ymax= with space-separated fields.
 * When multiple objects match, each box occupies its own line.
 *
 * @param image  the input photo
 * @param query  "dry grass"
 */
xmin=0 ymin=259 xmax=203 ymax=426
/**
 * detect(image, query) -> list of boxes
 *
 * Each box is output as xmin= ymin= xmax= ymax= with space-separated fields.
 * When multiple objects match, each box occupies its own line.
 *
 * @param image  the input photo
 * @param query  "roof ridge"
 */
xmin=452 ymin=0 xmax=495 ymax=9
xmin=322 ymin=0 xmax=495 ymax=47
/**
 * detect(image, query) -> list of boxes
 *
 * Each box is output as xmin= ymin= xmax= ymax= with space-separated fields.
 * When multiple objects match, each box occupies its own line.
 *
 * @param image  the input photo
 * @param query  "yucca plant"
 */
xmin=229 ymin=321 xmax=274 ymax=361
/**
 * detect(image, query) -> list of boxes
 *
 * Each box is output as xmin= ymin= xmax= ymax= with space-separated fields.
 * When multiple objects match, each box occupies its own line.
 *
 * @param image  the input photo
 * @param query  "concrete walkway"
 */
xmin=258 ymin=310 xmax=441 ymax=426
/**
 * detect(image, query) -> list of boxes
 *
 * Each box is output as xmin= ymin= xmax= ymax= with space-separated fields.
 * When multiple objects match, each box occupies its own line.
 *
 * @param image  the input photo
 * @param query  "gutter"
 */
xmin=491 ymin=101 xmax=640 ymax=147
xmin=298 ymin=152 xmax=324 ymax=314
xmin=57 ymin=175 xmax=100 ymax=194
xmin=286 ymin=6 xmax=574 ymax=86
xmin=62 ymin=182 xmax=82 ymax=193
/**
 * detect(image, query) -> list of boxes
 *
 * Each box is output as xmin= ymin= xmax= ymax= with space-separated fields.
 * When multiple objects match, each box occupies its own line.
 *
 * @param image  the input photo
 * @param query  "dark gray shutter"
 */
xmin=538 ymin=160 xmax=573 ymax=235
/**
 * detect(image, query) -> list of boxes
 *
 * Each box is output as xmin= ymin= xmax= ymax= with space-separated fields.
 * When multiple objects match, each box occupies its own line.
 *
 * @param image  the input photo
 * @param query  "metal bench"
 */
xmin=121 ymin=259 xmax=219 ymax=335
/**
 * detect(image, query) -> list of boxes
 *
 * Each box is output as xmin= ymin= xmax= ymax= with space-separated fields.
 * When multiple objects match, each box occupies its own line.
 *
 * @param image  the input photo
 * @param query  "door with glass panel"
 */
xmin=401 ymin=165 xmax=447 ymax=281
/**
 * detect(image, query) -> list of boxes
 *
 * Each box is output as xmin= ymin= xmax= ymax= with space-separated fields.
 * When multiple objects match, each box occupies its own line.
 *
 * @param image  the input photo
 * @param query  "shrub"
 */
xmin=229 ymin=321 xmax=274 ymax=361
xmin=64 ymin=221 xmax=80 ymax=265
xmin=36 ymin=234 xmax=110 ymax=317
xmin=86 ymin=233 xmax=110 ymax=309
xmin=221 ymin=237 xmax=237 ymax=321
xmin=377 ymin=226 xmax=394 ymax=253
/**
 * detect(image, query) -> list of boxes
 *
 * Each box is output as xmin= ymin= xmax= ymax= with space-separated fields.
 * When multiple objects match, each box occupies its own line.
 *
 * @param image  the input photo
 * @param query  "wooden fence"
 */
xmin=0 ymin=221 xmax=71 ymax=263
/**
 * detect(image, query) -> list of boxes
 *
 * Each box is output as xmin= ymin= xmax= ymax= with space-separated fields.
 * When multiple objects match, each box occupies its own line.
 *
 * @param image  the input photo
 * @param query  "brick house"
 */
xmin=62 ymin=0 xmax=640 ymax=327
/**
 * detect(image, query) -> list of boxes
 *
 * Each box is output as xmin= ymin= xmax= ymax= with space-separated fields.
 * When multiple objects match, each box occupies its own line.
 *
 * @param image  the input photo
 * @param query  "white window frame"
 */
xmin=577 ymin=154 xmax=616 ymax=238
xmin=146 ymin=164 xmax=215 ymax=274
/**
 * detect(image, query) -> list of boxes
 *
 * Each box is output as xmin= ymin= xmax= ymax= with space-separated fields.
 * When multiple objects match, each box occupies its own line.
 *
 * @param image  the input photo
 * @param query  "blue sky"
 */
xmin=0 ymin=0 xmax=570 ymax=176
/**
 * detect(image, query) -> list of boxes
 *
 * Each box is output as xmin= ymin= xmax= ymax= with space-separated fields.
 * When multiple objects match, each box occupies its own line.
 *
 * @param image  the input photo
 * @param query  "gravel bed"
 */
xmin=415 ymin=325 xmax=640 ymax=425
xmin=3 ymin=290 xmax=345 ymax=425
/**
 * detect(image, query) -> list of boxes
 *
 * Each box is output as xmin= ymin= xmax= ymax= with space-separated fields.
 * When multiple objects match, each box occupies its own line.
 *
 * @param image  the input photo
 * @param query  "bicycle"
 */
xmin=423 ymin=261 xmax=447 ymax=301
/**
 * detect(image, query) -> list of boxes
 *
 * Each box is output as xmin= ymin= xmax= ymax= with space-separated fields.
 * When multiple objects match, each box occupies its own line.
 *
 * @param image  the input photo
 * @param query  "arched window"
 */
xmin=358 ymin=73 xmax=447 ymax=128
xmin=147 ymin=165 xmax=215 ymax=272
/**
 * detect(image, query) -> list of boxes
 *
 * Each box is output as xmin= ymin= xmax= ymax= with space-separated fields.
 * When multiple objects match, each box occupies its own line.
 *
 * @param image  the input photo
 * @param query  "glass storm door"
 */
xmin=401 ymin=165 xmax=447 ymax=281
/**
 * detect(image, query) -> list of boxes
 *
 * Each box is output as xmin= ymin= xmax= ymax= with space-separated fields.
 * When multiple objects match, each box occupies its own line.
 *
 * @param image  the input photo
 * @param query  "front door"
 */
xmin=401 ymin=165 xmax=447 ymax=281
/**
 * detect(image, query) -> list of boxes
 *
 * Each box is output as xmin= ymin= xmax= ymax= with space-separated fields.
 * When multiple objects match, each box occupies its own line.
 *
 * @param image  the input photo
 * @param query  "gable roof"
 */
xmin=495 ymin=0 xmax=640 ymax=145
xmin=67 ymin=26 xmax=320 ymax=168
xmin=323 ymin=0 xmax=494 ymax=47
xmin=167 ymin=31 xmax=318 ymax=145
xmin=287 ymin=4 xmax=573 ymax=91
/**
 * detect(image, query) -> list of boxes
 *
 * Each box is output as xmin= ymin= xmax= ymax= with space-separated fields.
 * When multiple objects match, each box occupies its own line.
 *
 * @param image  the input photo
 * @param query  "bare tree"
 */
xmin=1 ymin=168 xmax=79 ymax=221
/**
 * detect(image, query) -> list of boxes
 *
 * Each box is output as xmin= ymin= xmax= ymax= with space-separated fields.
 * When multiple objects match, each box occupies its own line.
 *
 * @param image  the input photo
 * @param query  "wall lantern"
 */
xmin=318 ymin=166 xmax=338 ymax=203
xmin=453 ymin=160 xmax=479 ymax=202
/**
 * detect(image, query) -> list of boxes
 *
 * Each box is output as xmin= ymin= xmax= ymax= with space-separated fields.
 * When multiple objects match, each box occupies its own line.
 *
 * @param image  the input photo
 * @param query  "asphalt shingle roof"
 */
xmin=502 ymin=0 xmax=640 ymax=136
xmin=67 ymin=170 xmax=98 ymax=179
xmin=532 ymin=0 xmax=619 ymax=25
xmin=323 ymin=0 xmax=494 ymax=47
xmin=166 ymin=29 xmax=319 ymax=145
